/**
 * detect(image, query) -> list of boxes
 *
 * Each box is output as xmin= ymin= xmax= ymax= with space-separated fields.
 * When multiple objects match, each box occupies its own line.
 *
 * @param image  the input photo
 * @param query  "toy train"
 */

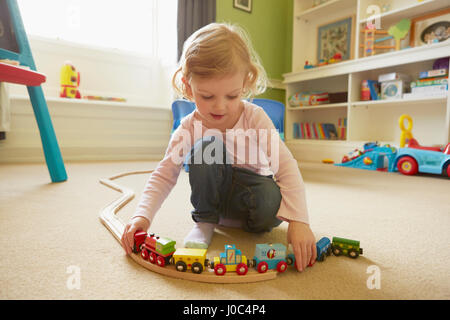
xmin=132 ymin=231 xmax=362 ymax=276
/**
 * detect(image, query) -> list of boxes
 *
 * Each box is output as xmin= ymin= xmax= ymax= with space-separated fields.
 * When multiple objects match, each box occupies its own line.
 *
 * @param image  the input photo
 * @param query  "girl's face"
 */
xmin=185 ymin=72 xmax=246 ymax=131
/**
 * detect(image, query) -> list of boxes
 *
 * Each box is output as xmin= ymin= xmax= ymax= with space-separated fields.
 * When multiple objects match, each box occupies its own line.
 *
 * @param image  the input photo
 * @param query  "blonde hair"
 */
xmin=172 ymin=23 xmax=268 ymax=99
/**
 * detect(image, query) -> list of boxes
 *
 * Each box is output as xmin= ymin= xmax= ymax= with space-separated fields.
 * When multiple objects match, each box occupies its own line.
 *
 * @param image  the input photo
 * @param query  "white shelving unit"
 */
xmin=284 ymin=0 xmax=450 ymax=162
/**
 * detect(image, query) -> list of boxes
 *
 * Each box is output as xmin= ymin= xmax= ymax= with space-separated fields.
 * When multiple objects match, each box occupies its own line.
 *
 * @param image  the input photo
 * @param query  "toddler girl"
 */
xmin=121 ymin=23 xmax=316 ymax=271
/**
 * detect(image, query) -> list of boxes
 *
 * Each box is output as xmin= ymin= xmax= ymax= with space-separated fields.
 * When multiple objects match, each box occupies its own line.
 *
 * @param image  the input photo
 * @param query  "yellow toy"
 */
xmin=171 ymin=248 xmax=208 ymax=274
xmin=60 ymin=61 xmax=81 ymax=99
xmin=399 ymin=114 xmax=414 ymax=148
xmin=212 ymin=244 xmax=249 ymax=276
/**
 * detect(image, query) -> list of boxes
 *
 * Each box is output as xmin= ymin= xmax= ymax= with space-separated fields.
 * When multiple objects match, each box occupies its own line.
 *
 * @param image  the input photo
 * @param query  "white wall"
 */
xmin=0 ymin=36 xmax=173 ymax=163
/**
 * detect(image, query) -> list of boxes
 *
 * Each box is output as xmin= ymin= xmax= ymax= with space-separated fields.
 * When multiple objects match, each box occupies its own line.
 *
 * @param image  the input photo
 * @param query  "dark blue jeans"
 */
xmin=186 ymin=136 xmax=282 ymax=233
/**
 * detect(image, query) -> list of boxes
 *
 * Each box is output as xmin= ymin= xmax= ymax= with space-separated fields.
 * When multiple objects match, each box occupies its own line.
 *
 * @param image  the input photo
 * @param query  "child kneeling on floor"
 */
xmin=121 ymin=23 xmax=316 ymax=271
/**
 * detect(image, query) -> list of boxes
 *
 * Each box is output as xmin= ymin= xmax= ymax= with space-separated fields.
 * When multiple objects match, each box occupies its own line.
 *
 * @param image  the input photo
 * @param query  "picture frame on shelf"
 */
xmin=317 ymin=16 xmax=355 ymax=63
xmin=410 ymin=8 xmax=450 ymax=48
xmin=233 ymin=0 xmax=252 ymax=13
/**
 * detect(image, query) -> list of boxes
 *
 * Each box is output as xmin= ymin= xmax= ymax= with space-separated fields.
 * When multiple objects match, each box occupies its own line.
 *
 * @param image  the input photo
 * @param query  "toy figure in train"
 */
xmin=133 ymin=231 xmax=176 ymax=267
xmin=59 ymin=61 xmax=81 ymax=99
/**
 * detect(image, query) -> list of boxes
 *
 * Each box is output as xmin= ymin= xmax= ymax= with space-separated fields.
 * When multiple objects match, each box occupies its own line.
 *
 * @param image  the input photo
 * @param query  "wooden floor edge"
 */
xmin=99 ymin=170 xmax=279 ymax=284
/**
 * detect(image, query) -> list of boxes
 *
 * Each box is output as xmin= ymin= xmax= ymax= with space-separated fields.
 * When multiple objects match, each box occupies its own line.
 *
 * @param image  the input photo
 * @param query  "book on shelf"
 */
xmin=419 ymin=68 xmax=448 ymax=80
xmin=293 ymin=122 xmax=343 ymax=140
xmin=411 ymin=84 xmax=448 ymax=94
xmin=411 ymin=77 xmax=448 ymax=88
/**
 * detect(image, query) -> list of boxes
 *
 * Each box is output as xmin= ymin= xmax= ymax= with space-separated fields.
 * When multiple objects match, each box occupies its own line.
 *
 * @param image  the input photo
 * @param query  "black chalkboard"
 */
xmin=0 ymin=0 xmax=19 ymax=53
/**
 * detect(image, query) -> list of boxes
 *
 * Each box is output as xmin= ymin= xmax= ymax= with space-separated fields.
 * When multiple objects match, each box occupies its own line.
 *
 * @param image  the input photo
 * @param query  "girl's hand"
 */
xmin=287 ymin=221 xmax=317 ymax=272
xmin=121 ymin=216 xmax=150 ymax=255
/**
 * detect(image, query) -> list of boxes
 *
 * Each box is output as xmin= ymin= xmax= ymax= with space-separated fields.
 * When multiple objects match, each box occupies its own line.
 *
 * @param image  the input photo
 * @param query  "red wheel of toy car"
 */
xmin=214 ymin=263 xmax=226 ymax=276
xmin=149 ymin=252 xmax=157 ymax=264
xmin=156 ymin=255 xmax=165 ymax=267
xmin=141 ymin=249 xmax=149 ymax=260
xmin=257 ymin=261 xmax=268 ymax=273
xmin=236 ymin=263 xmax=248 ymax=275
xmin=277 ymin=261 xmax=288 ymax=273
xmin=446 ymin=164 xmax=450 ymax=177
xmin=397 ymin=156 xmax=418 ymax=175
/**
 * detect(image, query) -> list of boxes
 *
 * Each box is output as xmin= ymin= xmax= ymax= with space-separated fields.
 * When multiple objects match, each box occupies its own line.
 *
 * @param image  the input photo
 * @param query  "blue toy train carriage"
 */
xmin=252 ymin=243 xmax=295 ymax=273
xmin=316 ymin=237 xmax=332 ymax=262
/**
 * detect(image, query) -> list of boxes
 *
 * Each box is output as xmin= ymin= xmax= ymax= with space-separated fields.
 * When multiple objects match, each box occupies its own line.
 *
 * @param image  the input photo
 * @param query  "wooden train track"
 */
xmin=99 ymin=170 xmax=278 ymax=283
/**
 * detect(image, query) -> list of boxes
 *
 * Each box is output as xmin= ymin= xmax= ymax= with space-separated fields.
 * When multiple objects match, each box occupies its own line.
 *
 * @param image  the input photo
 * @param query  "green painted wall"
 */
xmin=216 ymin=0 xmax=293 ymax=103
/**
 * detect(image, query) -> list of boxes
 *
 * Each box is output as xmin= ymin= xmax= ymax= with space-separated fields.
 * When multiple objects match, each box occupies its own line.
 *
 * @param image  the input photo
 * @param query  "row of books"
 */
xmin=293 ymin=122 xmax=347 ymax=140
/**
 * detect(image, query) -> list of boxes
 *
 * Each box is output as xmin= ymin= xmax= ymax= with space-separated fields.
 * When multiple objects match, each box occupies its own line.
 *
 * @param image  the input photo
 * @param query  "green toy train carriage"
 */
xmin=331 ymin=237 xmax=363 ymax=259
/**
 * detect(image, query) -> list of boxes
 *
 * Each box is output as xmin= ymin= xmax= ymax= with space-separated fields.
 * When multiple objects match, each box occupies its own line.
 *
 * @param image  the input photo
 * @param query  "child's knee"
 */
xmin=244 ymin=181 xmax=282 ymax=233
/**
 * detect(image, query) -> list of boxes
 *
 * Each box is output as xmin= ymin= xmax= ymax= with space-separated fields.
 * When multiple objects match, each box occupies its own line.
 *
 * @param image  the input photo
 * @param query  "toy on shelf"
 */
xmin=83 ymin=95 xmax=127 ymax=102
xmin=360 ymin=24 xmax=395 ymax=57
xmin=378 ymin=72 xmax=411 ymax=100
xmin=361 ymin=19 xmax=411 ymax=57
xmin=388 ymin=19 xmax=411 ymax=51
xmin=288 ymin=92 xmax=329 ymax=107
xmin=328 ymin=53 xmax=342 ymax=64
xmin=331 ymin=237 xmax=363 ymax=259
xmin=361 ymin=79 xmax=380 ymax=100
xmin=60 ymin=61 xmax=81 ymax=99
xmin=304 ymin=61 xmax=315 ymax=69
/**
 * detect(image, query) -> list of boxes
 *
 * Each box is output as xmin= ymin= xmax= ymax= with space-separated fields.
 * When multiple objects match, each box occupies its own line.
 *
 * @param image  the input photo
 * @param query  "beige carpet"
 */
xmin=1 ymin=160 xmax=449 ymax=300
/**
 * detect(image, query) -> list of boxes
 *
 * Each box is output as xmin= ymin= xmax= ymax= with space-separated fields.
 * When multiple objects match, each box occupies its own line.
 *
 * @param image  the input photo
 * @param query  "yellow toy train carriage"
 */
xmin=171 ymin=248 xmax=209 ymax=274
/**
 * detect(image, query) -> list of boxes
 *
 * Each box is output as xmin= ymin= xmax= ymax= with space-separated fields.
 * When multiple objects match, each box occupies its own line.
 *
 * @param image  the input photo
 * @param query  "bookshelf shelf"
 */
xmin=287 ymin=102 xmax=348 ymax=111
xmin=285 ymin=0 xmax=450 ymax=162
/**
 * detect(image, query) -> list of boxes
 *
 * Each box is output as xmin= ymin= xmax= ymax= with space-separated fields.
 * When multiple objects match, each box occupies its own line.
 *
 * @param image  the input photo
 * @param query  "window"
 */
xmin=18 ymin=0 xmax=177 ymax=64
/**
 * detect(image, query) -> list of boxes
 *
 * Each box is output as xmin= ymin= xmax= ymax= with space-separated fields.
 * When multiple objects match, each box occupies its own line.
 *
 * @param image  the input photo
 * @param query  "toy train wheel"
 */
xmin=236 ymin=263 xmax=248 ymax=275
xmin=277 ymin=261 xmax=287 ymax=273
xmin=156 ymin=255 xmax=165 ymax=267
xmin=348 ymin=249 xmax=359 ymax=259
xmin=141 ymin=249 xmax=149 ymax=260
xmin=286 ymin=257 xmax=294 ymax=265
xmin=192 ymin=262 xmax=203 ymax=274
xmin=332 ymin=246 xmax=342 ymax=256
xmin=445 ymin=164 xmax=450 ymax=177
xmin=214 ymin=263 xmax=226 ymax=276
xmin=257 ymin=261 xmax=268 ymax=273
xmin=176 ymin=261 xmax=187 ymax=272
xmin=397 ymin=156 xmax=418 ymax=175
xmin=149 ymin=252 xmax=157 ymax=264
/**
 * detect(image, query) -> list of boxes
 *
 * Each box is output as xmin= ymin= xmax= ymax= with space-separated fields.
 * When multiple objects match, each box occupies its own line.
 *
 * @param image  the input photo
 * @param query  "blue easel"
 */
xmin=0 ymin=0 xmax=67 ymax=182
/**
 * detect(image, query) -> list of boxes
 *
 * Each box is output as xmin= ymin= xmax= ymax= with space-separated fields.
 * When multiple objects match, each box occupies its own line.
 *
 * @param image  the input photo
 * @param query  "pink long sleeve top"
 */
xmin=133 ymin=100 xmax=309 ymax=226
